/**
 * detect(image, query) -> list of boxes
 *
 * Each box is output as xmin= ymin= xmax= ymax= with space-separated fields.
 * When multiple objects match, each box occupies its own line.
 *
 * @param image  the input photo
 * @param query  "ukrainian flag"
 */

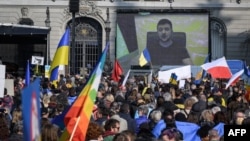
xmin=49 ymin=28 xmax=70 ymax=81
xmin=139 ymin=48 xmax=151 ymax=67
xmin=169 ymin=73 xmax=178 ymax=85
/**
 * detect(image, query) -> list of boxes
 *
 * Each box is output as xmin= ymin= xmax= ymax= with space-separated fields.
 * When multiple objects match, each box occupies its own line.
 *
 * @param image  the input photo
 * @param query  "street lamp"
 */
xmin=104 ymin=8 xmax=112 ymax=75
xmin=45 ymin=7 xmax=51 ymax=65
xmin=69 ymin=0 xmax=80 ymax=74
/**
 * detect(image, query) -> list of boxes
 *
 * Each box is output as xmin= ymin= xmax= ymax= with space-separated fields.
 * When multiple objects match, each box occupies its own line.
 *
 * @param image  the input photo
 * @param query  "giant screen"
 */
xmin=116 ymin=10 xmax=209 ymax=70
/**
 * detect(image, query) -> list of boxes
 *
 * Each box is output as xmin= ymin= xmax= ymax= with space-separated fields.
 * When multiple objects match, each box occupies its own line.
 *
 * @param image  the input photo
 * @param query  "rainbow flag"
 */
xmin=63 ymin=42 xmax=109 ymax=141
xmin=49 ymin=28 xmax=70 ymax=81
xmin=22 ymin=78 xmax=41 ymax=141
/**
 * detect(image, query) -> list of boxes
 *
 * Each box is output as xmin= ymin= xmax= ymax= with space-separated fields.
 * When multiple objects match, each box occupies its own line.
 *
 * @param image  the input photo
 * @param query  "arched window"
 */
xmin=210 ymin=17 xmax=227 ymax=60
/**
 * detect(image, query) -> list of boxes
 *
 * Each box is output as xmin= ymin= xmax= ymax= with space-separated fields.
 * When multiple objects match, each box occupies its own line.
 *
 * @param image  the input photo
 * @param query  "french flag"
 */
xmin=201 ymin=56 xmax=232 ymax=79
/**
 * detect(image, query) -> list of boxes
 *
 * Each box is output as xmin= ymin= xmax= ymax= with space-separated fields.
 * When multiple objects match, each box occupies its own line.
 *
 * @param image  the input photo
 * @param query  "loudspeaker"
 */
xmin=69 ymin=0 xmax=79 ymax=13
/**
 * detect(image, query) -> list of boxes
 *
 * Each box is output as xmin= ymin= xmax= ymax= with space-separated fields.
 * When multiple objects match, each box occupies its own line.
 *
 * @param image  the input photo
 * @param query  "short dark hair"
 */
xmin=157 ymin=19 xmax=173 ymax=29
xmin=197 ymin=124 xmax=212 ymax=138
xmin=104 ymin=118 xmax=119 ymax=131
xmin=119 ymin=103 xmax=130 ymax=114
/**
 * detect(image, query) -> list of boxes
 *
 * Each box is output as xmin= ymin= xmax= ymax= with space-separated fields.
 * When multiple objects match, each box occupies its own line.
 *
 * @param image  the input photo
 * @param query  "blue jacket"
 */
xmin=67 ymin=96 xmax=77 ymax=105
xmin=151 ymin=119 xmax=166 ymax=138
xmin=135 ymin=115 xmax=149 ymax=134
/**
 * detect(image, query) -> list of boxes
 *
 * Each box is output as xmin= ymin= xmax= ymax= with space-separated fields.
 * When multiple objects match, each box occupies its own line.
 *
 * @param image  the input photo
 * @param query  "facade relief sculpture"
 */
xmin=63 ymin=0 xmax=102 ymax=20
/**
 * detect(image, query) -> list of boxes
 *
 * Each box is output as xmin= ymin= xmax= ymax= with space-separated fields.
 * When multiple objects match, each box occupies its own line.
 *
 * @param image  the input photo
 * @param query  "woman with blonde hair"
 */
xmin=200 ymin=109 xmax=215 ymax=127
xmin=10 ymin=108 xmax=22 ymax=134
xmin=180 ymin=97 xmax=196 ymax=119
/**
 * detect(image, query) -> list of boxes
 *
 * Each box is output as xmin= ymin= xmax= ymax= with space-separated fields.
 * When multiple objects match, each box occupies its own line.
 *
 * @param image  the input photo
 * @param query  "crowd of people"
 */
xmin=0 ymin=71 xmax=250 ymax=141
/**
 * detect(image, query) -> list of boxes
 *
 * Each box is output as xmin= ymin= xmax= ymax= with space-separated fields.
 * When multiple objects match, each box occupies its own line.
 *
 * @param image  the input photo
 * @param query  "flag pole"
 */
xmin=149 ymin=61 xmax=153 ymax=69
xmin=36 ymin=64 xmax=39 ymax=75
xmin=121 ymin=69 xmax=130 ymax=87
xmin=69 ymin=116 xmax=81 ymax=141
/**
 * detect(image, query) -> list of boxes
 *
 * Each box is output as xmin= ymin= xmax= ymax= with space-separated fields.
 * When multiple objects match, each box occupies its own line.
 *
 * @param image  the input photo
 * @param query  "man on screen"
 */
xmin=147 ymin=18 xmax=192 ymax=66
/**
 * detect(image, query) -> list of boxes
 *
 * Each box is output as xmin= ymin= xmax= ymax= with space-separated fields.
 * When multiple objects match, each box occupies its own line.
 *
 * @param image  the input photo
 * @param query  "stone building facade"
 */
xmin=0 ymin=0 xmax=249 ymax=75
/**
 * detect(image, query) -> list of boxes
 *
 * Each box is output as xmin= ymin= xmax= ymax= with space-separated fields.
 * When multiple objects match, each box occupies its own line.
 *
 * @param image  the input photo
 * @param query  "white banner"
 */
xmin=0 ymin=65 xmax=6 ymax=97
xmin=4 ymin=79 xmax=14 ymax=96
xmin=158 ymin=65 xmax=191 ymax=83
xmin=0 ymin=65 xmax=5 ymax=79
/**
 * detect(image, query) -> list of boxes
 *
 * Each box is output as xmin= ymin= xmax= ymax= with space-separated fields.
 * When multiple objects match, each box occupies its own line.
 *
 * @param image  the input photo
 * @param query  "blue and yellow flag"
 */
xmin=194 ymin=54 xmax=210 ymax=84
xmin=169 ymin=73 xmax=178 ymax=85
xmin=139 ymin=48 xmax=151 ymax=67
xmin=22 ymin=78 xmax=41 ymax=141
xmin=49 ymin=28 xmax=70 ymax=81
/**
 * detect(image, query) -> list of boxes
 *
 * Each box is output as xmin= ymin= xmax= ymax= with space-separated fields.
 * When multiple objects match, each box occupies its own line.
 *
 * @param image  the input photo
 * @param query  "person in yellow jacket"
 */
xmin=207 ymin=89 xmax=226 ymax=107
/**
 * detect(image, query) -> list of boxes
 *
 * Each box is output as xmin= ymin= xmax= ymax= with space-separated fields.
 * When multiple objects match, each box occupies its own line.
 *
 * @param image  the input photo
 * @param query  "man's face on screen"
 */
xmin=157 ymin=24 xmax=172 ymax=42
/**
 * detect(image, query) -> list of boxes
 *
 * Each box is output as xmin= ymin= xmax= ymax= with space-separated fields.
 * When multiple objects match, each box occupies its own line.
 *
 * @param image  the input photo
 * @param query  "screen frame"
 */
xmin=116 ymin=9 xmax=211 ymax=70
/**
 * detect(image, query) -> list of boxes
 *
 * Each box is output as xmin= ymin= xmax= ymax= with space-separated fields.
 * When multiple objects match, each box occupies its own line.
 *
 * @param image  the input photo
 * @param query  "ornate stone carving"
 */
xmin=63 ymin=0 xmax=102 ymax=19
xmin=79 ymin=0 xmax=102 ymax=16
xmin=63 ymin=7 xmax=71 ymax=19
